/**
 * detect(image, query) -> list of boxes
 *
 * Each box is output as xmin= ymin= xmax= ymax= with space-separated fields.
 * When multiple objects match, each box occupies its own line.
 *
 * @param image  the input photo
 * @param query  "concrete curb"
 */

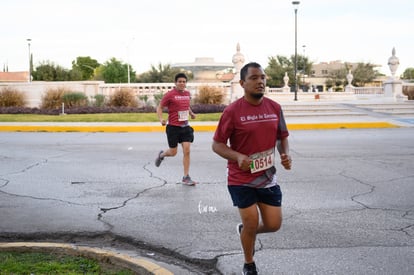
xmin=0 ymin=242 xmax=173 ymax=275
xmin=0 ymin=121 xmax=399 ymax=132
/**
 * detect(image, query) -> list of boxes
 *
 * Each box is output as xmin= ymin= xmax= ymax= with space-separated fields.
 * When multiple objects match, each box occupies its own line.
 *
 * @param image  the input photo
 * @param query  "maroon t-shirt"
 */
xmin=213 ymin=97 xmax=289 ymax=185
xmin=160 ymin=88 xmax=191 ymax=127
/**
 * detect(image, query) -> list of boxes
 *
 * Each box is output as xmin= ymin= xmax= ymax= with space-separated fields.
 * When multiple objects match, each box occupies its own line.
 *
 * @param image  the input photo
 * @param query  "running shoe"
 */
xmin=242 ymin=262 xmax=258 ymax=275
xmin=155 ymin=151 xmax=164 ymax=167
xmin=182 ymin=175 xmax=196 ymax=186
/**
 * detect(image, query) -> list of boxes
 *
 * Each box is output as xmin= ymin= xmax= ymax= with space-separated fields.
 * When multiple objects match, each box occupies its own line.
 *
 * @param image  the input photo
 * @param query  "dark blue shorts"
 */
xmin=166 ymin=125 xmax=194 ymax=148
xmin=228 ymin=185 xmax=282 ymax=208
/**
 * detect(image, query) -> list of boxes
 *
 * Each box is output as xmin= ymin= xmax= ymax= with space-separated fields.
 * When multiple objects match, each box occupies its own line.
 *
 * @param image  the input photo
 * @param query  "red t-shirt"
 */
xmin=213 ymin=97 xmax=289 ymax=185
xmin=160 ymin=88 xmax=191 ymax=127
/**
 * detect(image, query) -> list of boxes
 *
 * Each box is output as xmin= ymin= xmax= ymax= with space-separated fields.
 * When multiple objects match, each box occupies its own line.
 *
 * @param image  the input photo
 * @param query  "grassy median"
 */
xmin=0 ymin=113 xmax=221 ymax=122
xmin=0 ymin=251 xmax=133 ymax=274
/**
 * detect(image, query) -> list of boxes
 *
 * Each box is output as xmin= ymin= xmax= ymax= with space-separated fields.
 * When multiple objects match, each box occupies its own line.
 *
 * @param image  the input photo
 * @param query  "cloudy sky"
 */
xmin=2 ymin=0 xmax=413 ymax=75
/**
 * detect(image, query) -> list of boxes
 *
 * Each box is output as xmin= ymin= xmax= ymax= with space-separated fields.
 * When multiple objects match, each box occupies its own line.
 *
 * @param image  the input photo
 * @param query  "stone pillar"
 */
xmin=383 ymin=47 xmax=407 ymax=101
xmin=230 ymin=43 xmax=245 ymax=102
xmin=383 ymin=80 xmax=404 ymax=101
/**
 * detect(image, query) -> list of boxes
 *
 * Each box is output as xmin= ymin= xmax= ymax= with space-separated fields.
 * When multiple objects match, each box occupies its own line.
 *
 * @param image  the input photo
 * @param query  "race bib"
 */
xmin=178 ymin=110 xmax=189 ymax=121
xmin=250 ymin=148 xmax=275 ymax=173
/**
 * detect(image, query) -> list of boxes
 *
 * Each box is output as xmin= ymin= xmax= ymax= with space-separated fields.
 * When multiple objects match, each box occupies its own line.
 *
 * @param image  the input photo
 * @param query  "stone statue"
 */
xmin=346 ymin=69 xmax=353 ymax=87
xmin=283 ymin=72 xmax=289 ymax=88
xmin=231 ymin=42 xmax=245 ymax=82
xmin=388 ymin=47 xmax=400 ymax=79
xmin=384 ymin=47 xmax=406 ymax=101
xmin=230 ymin=43 xmax=246 ymax=102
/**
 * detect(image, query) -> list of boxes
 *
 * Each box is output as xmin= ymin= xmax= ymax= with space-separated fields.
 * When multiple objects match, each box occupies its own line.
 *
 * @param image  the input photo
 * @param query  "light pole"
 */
xmin=126 ymin=37 xmax=135 ymax=84
xmin=27 ymin=38 xmax=32 ymax=82
xmin=292 ymin=1 xmax=300 ymax=101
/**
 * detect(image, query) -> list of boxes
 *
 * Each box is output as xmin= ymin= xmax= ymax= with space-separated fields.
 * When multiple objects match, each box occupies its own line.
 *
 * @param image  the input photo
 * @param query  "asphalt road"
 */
xmin=1 ymin=128 xmax=413 ymax=274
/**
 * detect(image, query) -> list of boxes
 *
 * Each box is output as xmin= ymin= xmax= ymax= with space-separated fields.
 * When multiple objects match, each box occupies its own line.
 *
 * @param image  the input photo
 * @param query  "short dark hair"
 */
xmin=240 ymin=62 xmax=262 ymax=81
xmin=175 ymin=73 xmax=188 ymax=82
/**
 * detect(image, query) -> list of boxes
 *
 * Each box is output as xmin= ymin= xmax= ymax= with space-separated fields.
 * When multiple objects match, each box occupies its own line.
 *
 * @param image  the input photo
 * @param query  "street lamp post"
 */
xmin=292 ymin=1 xmax=300 ymax=101
xmin=27 ymin=38 xmax=32 ymax=82
xmin=126 ymin=37 xmax=135 ymax=84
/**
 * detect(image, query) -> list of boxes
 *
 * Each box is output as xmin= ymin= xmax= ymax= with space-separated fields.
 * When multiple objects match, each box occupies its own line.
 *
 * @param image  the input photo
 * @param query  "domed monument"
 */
xmin=172 ymin=57 xmax=233 ymax=82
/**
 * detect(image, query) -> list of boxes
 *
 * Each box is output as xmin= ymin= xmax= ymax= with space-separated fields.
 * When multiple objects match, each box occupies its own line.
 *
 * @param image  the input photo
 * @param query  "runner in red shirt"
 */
xmin=212 ymin=62 xmax=292 ymax=275
xmin=155 ymin=73 xmax=197 ymax=186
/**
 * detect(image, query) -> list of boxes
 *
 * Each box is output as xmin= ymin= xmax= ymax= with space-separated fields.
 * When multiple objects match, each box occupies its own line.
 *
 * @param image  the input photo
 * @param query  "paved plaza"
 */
xmin=0 ymin=126 xmax=413 ymax=274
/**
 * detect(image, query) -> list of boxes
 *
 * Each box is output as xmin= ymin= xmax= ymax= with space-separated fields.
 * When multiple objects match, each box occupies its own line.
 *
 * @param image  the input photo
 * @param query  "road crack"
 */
xmin=340 ymin=171 xmax=414 ymax=236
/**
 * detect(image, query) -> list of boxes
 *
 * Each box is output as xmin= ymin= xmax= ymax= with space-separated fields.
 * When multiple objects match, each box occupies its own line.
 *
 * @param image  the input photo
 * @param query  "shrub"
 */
xmin=108 ymin=88 xmax=138 ymax=107
xmin=0 ymin=104 xmax=228 ymax=114
xmin=0 ymin=87 xmax=27 ymax=107
xmin=0 ymin=105 xmax=157 ymax=115
xmin=153 ymin=92 xmax=163 ymax=107
xmin=41 ymin=87 xmax=67 ymax=109
xmin=92 ymin=94 xmax=106 ymax=107
xmin=194 ymin=86 xmax=225 ymax=104
xmin=62 ymin=92 xmax=88 ymax=108
xmin=138 ymin=95 xmax=150 ymax=107
xmin=0 ymin=106 xmax=58 ymax=114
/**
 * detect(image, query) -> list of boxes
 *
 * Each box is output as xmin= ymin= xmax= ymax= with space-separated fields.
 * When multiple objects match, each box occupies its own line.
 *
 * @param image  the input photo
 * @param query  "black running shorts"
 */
xmin=227 ymin=185 xmax=282 ymax=208
xmin=166 ymin=125 xmax=194 ymax=148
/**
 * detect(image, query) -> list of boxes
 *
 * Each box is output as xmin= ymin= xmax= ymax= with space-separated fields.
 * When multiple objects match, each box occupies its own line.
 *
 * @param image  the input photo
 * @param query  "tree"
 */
xmin=264 ymin=55 xmax=312 ymax=88
xmin=136 ymin=63 xmax=184 ymax=83
xmin=32 ymin=62 xmax=55 ymax=81
xmin=264 ymin=56 xmax=292 ymax=87
xmin=93 ymin=65 xmax=105 ymax=81
xmin=324 ymin=62 xmax=380 ymax=90
xmin=71 ymin=56 xmax=100 ymax=80
xmin=100 ymin=58 xmax=136 ymax=83
xmin=32 ymin=61 xmax=71 ymax=81
xmin=351 ymin=63 xmax=380 ymax=87
xmin=325 ymin=68 xmax=347 ymax=91
xmin=402 ymin=68 xmax=414 ymax=80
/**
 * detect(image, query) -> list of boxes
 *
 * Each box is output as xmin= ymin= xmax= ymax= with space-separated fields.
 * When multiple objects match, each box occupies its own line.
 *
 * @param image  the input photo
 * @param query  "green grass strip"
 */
xmin=0 ymin=113 xmax=222 ymax=122
xmin=0 ymin=251 xmax=133 ymax=274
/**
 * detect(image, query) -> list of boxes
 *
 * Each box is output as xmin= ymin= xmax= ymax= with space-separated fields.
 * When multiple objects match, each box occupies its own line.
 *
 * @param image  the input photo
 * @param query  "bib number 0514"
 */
xmin=250 ymin=148 xmax=275 ymax=173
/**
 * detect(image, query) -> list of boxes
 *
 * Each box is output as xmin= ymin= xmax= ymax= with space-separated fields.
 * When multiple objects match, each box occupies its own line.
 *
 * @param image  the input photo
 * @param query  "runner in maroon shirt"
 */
xmin=155 ymin=73 xmax=197 ymax=186
xmin=212 ymin=62 xmax=292 ymax=275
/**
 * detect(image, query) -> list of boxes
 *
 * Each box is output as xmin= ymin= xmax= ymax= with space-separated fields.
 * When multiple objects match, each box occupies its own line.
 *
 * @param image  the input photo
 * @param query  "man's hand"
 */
xmin=280 ymin=153 xmax=292 ymax=170
xmin=237 ymin=154 xmax=252 ymax=171
xmin=160 ymin=119 xmax=166 ymax=126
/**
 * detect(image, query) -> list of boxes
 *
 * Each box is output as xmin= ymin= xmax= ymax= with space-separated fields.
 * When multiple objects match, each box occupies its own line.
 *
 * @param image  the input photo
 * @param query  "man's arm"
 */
xmin=212 ymin=141 xmax=251 ymax=171
xmin=156 ymin=104 xmax=166 ymax=126
xmin=276 ymin=138 xmax=292 ymax=170
xmin=189 ymin=106 xmax=196 ymax=119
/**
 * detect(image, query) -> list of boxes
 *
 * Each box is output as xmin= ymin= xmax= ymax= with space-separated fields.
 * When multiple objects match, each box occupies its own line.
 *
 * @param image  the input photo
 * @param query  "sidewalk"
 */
xmin=0 ymin=117 xmax=406 ymax=132
xmin=1 ymin=99 xmax=413 ymax=132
